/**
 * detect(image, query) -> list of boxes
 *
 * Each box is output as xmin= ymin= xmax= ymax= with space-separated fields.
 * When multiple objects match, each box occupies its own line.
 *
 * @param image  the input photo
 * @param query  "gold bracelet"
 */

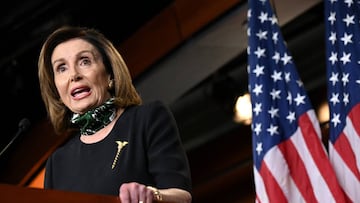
xmin=146 ymin=186 xmax=162 ymax=201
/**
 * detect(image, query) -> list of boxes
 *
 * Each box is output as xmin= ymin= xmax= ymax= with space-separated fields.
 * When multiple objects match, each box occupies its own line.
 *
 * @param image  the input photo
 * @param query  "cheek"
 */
xmin=94 ymin=72 xmax=111 ymax=90
xmin=93 ymin=78 xmax=110 ymax=96
xmin=54 ymin=78 xmax=68 ymax=97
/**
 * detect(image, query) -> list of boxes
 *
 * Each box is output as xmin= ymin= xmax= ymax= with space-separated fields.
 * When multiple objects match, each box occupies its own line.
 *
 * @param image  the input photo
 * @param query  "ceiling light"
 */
xmin=234 ymin=93 xmax=252 ymax=125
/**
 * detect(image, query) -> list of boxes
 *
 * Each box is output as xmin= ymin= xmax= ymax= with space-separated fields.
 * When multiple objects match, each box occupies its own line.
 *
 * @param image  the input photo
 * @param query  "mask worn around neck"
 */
xmin=71 ymin=97 xmax=116 ymax=136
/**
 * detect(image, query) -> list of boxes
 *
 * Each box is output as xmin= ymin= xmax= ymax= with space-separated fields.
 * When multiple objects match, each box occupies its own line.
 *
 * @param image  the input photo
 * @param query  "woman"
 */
xmin=38 ymin=26 xmax=192 ymax=203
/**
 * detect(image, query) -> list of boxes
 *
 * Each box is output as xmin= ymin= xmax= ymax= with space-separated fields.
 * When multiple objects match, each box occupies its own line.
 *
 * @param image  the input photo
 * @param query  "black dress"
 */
xmin=44 ymin=100 xmax=192 ymax=196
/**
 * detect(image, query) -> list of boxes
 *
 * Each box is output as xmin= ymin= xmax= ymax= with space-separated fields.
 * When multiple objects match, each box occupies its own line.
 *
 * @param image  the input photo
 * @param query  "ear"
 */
xmin=108 ymin=78 xmax=114 ymax=90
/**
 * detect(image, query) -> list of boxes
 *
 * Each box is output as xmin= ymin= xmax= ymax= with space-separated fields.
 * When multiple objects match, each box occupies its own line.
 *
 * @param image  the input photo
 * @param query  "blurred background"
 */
xmin=0 ymin=0 xmax=328 ymax=202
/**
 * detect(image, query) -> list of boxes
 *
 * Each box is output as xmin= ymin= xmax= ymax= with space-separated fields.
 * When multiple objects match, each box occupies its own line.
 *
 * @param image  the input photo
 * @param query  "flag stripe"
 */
xmin=249 ymin=0 xmax=347 ymax=202
xmin=329 ymin=143 xmax=360 ymax=202
xmin=335 ymin=128 xmax=360 ymax=179
xmin=259 ymin=159 xmax=288 ymax=203
xmin=325 ymin=0 xmax=360 ymax=200
xmin=347 ymin=104 xmax=360 ymax=139
xmin=277 ymin=137 xmax=316 ymax=202
xmin=346 ymin=104 xmax=360 ymax=173
xmin=298 ymin=111 xmax=345 ymax=202
xmin=254 ymin=167 xmax=268 ymax=203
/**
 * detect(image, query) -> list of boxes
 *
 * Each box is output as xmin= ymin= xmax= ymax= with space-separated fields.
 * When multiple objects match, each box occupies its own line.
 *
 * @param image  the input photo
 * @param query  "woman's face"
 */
xmin=51 ymin=38 xmax=111 ymax=114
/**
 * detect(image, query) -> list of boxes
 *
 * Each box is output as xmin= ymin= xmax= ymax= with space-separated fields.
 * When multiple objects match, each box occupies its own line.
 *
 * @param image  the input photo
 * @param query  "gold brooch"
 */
xmin=111 ymin=141 xmax=128 ymax=169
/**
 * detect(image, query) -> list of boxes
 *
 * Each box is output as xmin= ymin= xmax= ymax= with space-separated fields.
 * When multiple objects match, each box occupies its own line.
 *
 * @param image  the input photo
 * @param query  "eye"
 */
xmin=55 ymin=64 xmax=67 ymax=73
xmin=79 ymin=57 xmax=91 ymax=66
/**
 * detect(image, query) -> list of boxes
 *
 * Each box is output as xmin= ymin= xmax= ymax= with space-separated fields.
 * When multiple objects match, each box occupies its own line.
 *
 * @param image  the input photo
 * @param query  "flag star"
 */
xmin=281 ymin=53 xmax=292 ymax=65
xmin=286 ymin=91 xmax=292 ymax=104
xmin=286 ymin=111 xmax=296 ymax=123
xmin=294 ymin=93 xmax=306 ymax=106
xmin=268 ymin=106 xmax=279 ymax=118
xmin=247 ymin=9 xmax=252 ymax=18
xmin=247 ymin=46 xmax=251 ymax=54
xmin=259 ymin=0 xmax=267 ymax=5
xmin=271 ymin=70 xmax=282 ymax=82
xmin=342 ymin=73 xmax=349 ymax=86
xmin=343 ymin=14 xmax=355 ymax=27
xmin=246 ymin=0 xmax=350 ymax=186
xmin=284 ymin=72 xmax=291 ymax=82
xmin=253 ymin=84 xmax=263 ymax=96
xmin=329 ymin=51 xmax=338 ymax=65
xmin=253 ymin=123 xmax=262 ymax=135
xmin=330 ymin=93 xmax=340 ymax=106
xmin=340 ymin=52 xmax=351 ymax=65
xmin=253 ymin=103 xmax=262 ymax=116
xmin=328 ymin=32 xmax=336 ymax=45
xmin=256 ymin=29 xmax=268 ymax=40
xmin=272 ymin=51 xmax=280 ymax=63
xmin=328 ymin=12 xmax=336 ymax=25
xmin=343 ymin=93 xmax=349 ymax=106
xmin=296 ymin=80 xmax=304 ymax=87
xmin=247 ymin=27 xmax=251 ymax=37
xmin=329 ymin=72 xmax=339 ymax=86
xmin=267 ymin=124 xmax=279 ymax=136
xmin=344 ymin=0 xmax=354 ymax=7
xmin=270 ymin=15 xmax=278 ymax=25
xmin=270 ymin=88 xmax=281 ymax=100
xmin=331 ymin=113 xmax=341 ymax=127
xmin=254 ymin=46 xmax=266 ymax=58
xmin=256 ymin=142 xmax=263 ymax=155
xmin=253 ymin=65 xmax=265 ymax=77
xmin=340 ymin=32 xmax=353 ymax=45
xmin=258 ymin=11 xmax=268 ymax=23
xmin=272 ymin=32 xmax=279 ymax=44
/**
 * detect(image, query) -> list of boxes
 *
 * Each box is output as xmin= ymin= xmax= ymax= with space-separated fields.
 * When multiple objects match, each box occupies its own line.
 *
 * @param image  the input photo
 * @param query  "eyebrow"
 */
xmin=51 ymin=49 xmax=97 ymax=66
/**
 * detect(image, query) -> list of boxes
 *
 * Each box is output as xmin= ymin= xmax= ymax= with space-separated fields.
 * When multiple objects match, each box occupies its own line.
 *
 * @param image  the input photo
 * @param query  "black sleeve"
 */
xmin=144 ymin=100 xmax=192 ymax=192
xmin=44 ymin=155 xmax=53 ymax=189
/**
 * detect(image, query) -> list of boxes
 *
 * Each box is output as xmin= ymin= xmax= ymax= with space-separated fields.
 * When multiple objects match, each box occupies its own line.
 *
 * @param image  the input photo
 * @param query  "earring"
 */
xmin=108 ymin=79 xmax=114 ymax=90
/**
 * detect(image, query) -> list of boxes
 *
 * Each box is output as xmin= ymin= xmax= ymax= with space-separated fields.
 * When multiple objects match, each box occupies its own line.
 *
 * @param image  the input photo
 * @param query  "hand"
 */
xmin=119 ymin=182 xmax=156 ymax=203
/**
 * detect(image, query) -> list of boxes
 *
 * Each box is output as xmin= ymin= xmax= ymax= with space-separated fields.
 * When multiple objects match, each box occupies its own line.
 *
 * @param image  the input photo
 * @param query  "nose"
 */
xmin=71 ymin=73 xmax=82 ymax=82
xmin=69 ymin=65 xmax=82 ymax=82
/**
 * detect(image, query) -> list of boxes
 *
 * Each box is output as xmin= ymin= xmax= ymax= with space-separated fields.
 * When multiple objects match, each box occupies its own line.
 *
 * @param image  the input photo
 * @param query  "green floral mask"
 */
xmin=71 ymin=97 xmax=116 ymax=136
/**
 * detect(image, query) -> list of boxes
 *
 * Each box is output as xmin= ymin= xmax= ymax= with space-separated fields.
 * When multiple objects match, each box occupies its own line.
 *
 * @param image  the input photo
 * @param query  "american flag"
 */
xmin=247 ymin=0 xmax=346 ymax=202
xmin=325 ymin=0 xmax=360 ymax=202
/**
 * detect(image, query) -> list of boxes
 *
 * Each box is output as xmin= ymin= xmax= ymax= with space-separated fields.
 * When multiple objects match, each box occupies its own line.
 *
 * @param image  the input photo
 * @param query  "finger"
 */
xmin=145 ymin=188 xmax=154 ymax=203
xmin=119 ymin=185 xmax=131 ymax=203
xmin=138 ymin=184 xmax=148 ymax=203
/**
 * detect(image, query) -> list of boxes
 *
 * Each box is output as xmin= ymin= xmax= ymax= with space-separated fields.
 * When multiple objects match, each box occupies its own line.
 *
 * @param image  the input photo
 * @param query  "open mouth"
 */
xmin=71 ymin=87 xmax=91 ymax=97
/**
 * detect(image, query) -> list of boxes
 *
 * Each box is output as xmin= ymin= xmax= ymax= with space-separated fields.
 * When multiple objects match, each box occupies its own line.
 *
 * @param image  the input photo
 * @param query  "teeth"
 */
xmin=72 ymin=87 xmax=90 ymax=97
xmin=72 ymin=88 xmax=82 ymax=96
xmin=73 ymin=88 xmax=81 ymax=94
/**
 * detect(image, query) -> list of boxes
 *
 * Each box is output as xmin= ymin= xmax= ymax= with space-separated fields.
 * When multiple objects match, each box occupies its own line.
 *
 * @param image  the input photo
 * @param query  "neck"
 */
xmin=80 ymin=108 xmax=124 ymax=144
xmin=71 ymin=97 xmax=116 ymax=136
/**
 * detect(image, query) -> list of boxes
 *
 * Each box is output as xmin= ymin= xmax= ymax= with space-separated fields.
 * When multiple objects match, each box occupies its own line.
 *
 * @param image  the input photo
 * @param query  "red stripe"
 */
xmin=277 ymin=139 xmax=317 ymax=202
xmin=333 ymin=132 xmax=360 ymax=180
xmin=299 ymin=113 xmax=347 ymax=202
xmin=259 ymin=162 xmax=287 ymax=203
xmin=255 ymin=194 xmax=261 ymax=203
xmin=347 ymin=104 xmax=360 ymax=138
